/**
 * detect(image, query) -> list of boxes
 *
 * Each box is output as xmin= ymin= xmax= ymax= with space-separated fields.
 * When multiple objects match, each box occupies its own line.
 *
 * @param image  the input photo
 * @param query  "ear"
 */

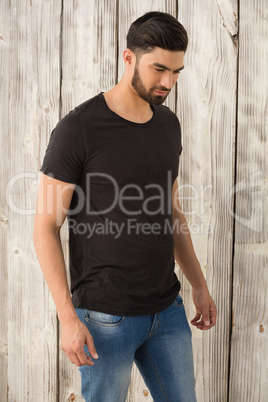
xmin=123 ymin=48 xmax=136 ymax=67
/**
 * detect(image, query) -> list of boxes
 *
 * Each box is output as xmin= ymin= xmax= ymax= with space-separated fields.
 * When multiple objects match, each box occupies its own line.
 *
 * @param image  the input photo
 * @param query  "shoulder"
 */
xmin=155 ymin=104 xmax=181 ymax=127
xmin=53 ymin=92 xmax=102 ymax=134
xmin=67 ymin=92 xmax=103 ymax=122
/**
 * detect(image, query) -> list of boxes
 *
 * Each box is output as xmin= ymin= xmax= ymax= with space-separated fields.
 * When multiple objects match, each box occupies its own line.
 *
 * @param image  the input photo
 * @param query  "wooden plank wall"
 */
xmin=229 ymin=0 xmax=268 ymax=401
xmin=0 ymin=0 xmax=267 ymax=401
xmin=1 ymin=1 xmax=61 ymax=401
xmin=176 ymin=1 xmax=238 ymax=401
xmin=0 ymin=3 xmax=10 ymax=401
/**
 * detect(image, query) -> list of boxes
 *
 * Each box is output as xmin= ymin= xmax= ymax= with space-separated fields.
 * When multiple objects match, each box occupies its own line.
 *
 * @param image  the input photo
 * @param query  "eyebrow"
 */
xmin=152 ymin=63 xmax=185 ymax=73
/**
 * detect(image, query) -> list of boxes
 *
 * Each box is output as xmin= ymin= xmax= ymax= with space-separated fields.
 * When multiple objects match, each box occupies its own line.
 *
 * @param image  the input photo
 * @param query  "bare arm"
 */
xmin=172 ymin=178 xmax=217 ymax=330
xmin=33 ymin=173 xmax=98 ymax=365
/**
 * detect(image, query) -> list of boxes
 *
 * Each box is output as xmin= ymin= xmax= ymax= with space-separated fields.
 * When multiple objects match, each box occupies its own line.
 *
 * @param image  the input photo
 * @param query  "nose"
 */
xmin=160 ymin=72 xmax=175 ymax=90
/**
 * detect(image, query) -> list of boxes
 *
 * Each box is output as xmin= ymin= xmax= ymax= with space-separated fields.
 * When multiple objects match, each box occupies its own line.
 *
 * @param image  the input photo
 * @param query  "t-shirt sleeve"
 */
xmin=40 ymin=112 xmax=87 ymax=184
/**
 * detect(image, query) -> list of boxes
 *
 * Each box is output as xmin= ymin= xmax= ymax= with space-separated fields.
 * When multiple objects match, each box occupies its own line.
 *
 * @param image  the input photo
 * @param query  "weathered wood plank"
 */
xmin=176 ymin=1 xmax=238 ymax=400
xmin=0 ymin=2 xmax=10 ymax=400
xmin=5 ymin=0 xmax=61 ymax=400
xmin=60 ymin=0 xmax=118 ymax=117
xmin=59 ymin=0 xmax=118 ymax=400
xmin=229 ymin=0 xmax=268 ymax=400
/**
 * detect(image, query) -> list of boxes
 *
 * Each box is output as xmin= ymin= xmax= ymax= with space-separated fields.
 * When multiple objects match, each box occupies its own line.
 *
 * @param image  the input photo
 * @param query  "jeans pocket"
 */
xmin=84 ymin=310 xmax=125 ymax=327
xmin=174 ymin=293 xmax=184 ymax=308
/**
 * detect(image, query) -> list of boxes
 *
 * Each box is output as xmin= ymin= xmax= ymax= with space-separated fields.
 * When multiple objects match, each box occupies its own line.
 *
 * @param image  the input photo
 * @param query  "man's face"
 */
xmin=130 ymin=47 xmax=185 ymax=105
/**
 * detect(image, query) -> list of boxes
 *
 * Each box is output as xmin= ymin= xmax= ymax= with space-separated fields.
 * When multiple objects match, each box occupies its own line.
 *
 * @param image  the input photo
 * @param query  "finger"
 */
xmin=191 ymin=318 xmax=203 ymax=326
xmin=210 ymin=313 xmax=217 ymax=325
xmin=191 ymin=313 xmax=201 ymax=324
xmin=202 ymin=311 xmax=211 ymax=327
xmin=192 ymin=317 xmax=206 ymax=329
xmin=192 ymin=309 xmax=216 ymax=330
xmin=82 ymin=356 xmax=95 ymax=366
xmin=193 ymin=318 xmax=204 ymax=327
xmin=196 ymin=320 xmax=215 ymax=330
xmin=73 ymin=350 xmax=95 ymax=366
xmin=68 ymin=353 xmax=83 ymax=367
xmin=210 ymin=308 xmax=217 ymax=325
xmin=86 ymin=333 xmax=99 ymax=360
xmin=191 ymin=320 xmax=202 ymax=326
xmin=76 ymin=350 xmax=94 ymax=366
xmin=200 ymin=308 xmax=217 ymax=329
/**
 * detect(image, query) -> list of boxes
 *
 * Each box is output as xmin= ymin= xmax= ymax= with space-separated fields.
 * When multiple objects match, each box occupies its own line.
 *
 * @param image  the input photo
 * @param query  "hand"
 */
xmin=190 ymin=287 xmax=217 ymax=330
xmin=61 ymin=317 xmax=99 ymax=366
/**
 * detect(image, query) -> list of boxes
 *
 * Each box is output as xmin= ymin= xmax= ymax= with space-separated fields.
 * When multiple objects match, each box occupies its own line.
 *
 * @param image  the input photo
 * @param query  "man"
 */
xmin=34 ymin=11 xmax=217 ymax=402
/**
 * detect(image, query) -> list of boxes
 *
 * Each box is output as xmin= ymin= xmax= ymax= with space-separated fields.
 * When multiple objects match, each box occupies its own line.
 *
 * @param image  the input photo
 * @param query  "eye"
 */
xmin=154 ymin=68 xmax=164 ymax=72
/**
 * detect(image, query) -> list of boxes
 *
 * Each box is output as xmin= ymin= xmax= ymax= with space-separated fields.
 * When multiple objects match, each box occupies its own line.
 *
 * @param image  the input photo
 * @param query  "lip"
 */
xmin=154 ymin=90 xmax=168 ymax=96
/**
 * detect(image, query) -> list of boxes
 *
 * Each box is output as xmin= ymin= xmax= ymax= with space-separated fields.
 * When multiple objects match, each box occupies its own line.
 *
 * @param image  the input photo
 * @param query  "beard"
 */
xmin=131 ymin=63 xmax=170 ymax=105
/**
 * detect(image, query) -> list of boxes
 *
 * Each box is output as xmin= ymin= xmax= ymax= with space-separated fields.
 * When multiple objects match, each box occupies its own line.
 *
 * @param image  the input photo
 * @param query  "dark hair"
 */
xmin=126 ymin=11 xmax=188 ymax=59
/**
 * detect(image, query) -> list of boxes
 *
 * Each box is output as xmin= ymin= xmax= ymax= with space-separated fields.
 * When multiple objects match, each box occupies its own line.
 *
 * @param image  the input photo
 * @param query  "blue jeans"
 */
xmin=75 ymin=292 xmax=197 ymax=402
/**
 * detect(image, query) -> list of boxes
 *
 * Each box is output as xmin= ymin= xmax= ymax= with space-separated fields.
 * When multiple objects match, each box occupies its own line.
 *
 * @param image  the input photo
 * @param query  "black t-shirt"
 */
xmin=40 ymin=92 xmax=183 ymax=316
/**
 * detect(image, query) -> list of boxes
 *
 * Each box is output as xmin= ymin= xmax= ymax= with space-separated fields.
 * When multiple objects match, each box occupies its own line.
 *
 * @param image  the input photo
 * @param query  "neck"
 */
xmin=107 ymin=76 xmax=152 ymax=112
xmin=103 ymin=77 xmax=154 ymax=123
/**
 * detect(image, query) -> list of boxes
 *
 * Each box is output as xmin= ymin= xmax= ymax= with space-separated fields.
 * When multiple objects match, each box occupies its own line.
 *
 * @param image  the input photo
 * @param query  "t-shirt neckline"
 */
xmin=99 ymin=92 xmax=157 ymax=127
